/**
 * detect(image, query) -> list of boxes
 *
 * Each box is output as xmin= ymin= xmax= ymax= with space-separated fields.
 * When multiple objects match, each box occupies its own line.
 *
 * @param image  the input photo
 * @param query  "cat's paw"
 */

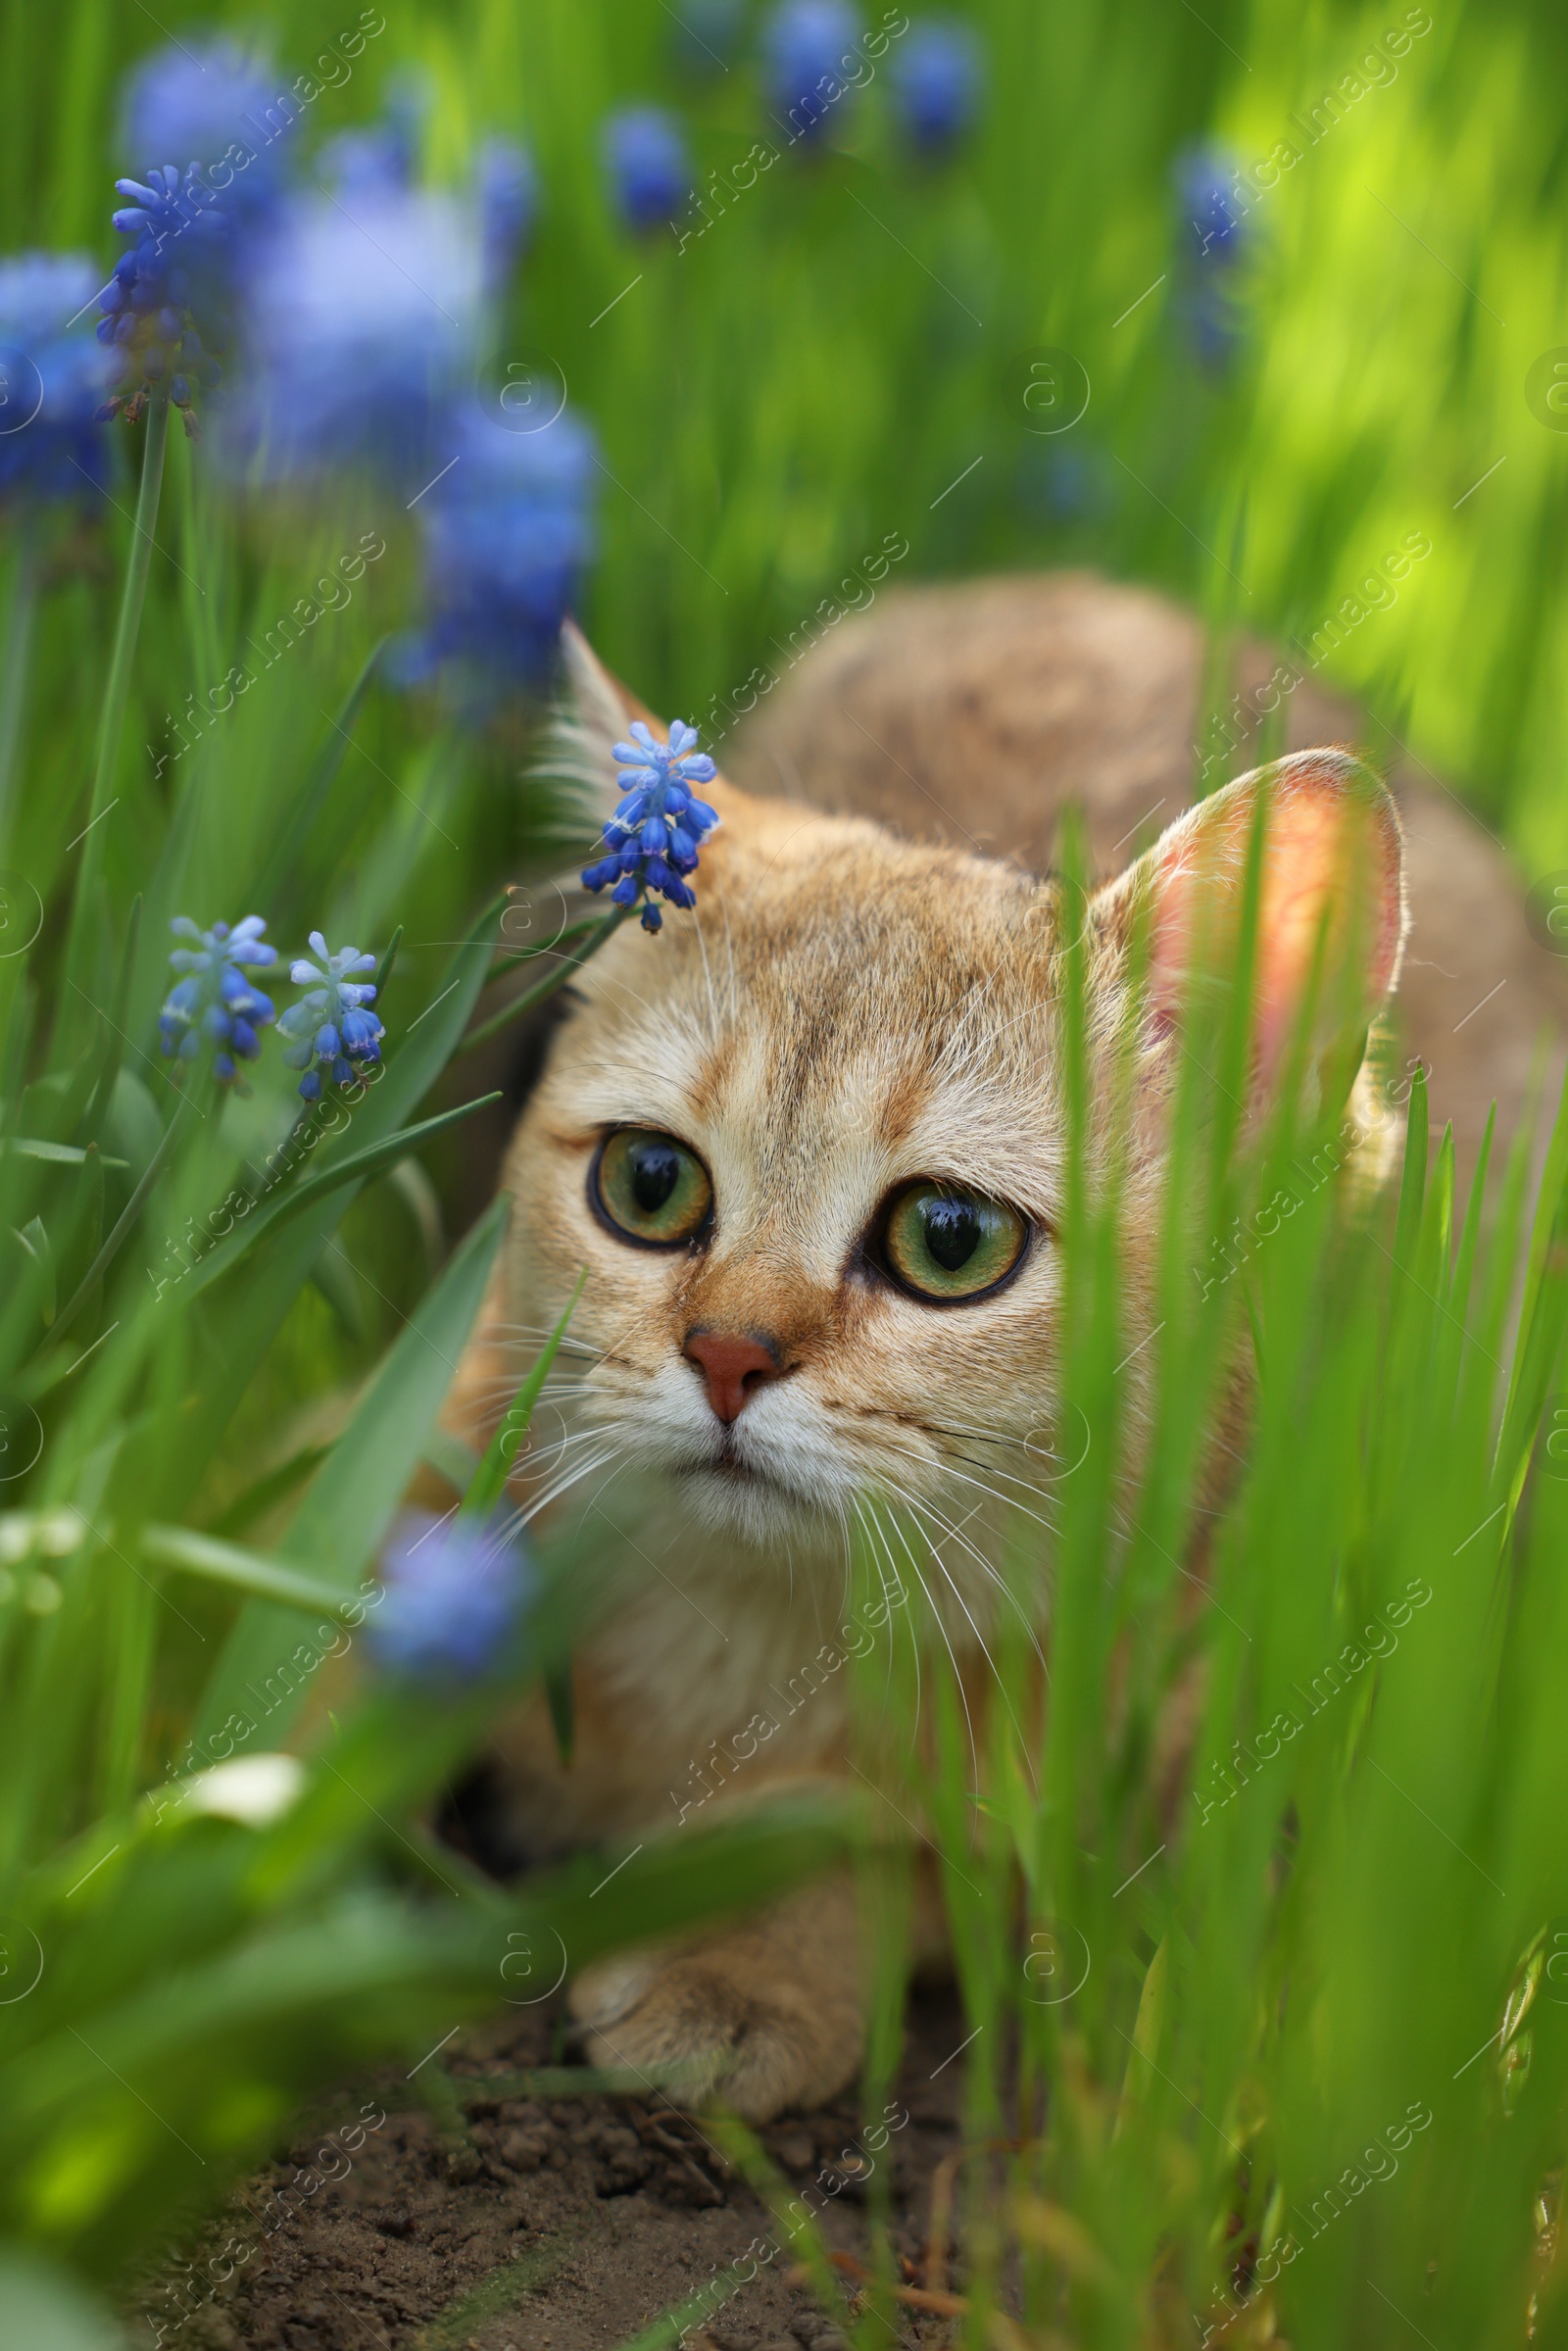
xmin=568 ymin=1886 xmax=862 ymax=2122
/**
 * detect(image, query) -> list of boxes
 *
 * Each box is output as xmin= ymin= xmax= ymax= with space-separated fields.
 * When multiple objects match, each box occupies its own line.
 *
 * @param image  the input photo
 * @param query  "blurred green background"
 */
xmin=7 ymin=0 xmax=1568 ymax=866
xmin=3 ymin=3 xmax=1568 ymax=2345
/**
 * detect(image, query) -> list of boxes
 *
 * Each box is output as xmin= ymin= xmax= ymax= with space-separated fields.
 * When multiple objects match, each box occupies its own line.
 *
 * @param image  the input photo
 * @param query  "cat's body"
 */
xmin=444 ymin=571 xmax=1546 ymax=2121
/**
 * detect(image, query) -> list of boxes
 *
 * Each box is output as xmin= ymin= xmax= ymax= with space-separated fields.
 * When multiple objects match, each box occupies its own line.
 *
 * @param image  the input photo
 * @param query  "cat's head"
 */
xmin=495 ymin=633 xmax=1405 ymax=1553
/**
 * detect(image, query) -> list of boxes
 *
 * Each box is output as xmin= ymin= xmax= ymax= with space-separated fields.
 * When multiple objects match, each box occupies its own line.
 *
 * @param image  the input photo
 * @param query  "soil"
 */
xmin=127 ymin=1983 xmax=974 ymax=2351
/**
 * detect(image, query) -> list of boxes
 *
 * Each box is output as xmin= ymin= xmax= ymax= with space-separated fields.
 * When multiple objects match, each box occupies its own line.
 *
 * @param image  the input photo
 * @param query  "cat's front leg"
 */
xmin=569 ymin=1873 xmax=861 ymax=2122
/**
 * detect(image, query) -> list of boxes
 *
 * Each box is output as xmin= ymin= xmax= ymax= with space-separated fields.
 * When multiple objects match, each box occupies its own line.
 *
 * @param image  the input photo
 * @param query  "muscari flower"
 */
xmin=121 ymin=35 xmax=293 ymax=224
xmin=1172 ymin=144 xmax=1251 ymax=370
xmin=892 ymin=19 xmax=985 ymax=157
xmin=159 ymin=915 xmax=277 ymax=1085
xmin=400 ymin=404 xmax=596 ymax=703
xmin=96 ymin=165 xmax=228 ymax=431
xmin=603 ymin=106 xmax=692 ymax=236
xmin=582 ymin=719 xmax=719 ymax=933
xmin=477 ymin=136 xmax=538 ymax=289
xmin=318 ymin=71 xmax=431 ymax=202
xmin=763 ymin=0 xmax=862 ymax=143
xmin=317 ymin=125 xmax=410 ymax=199
xmin=277 ymin=932 xmax=384 ymax=1102
xmin=0 ymin=254 xmax=120 ymax=507
xmin=1176 ymin=143 xmax=1249 ymax=264
xmin=370 ymin=1508 xmax=532 ymax=1680
xmin=230 ymin=184 xmax=484 ymax=489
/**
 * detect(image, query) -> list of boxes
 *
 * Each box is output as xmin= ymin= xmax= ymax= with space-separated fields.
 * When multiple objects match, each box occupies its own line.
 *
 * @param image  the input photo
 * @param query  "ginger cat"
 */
xmin=443 ymin=589 xmax=1414 ymax=2123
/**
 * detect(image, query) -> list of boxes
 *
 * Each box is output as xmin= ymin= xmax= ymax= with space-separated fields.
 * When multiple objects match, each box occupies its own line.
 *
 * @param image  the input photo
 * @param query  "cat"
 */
xmin=442 ymin=599 xmax=1410 ymax=2123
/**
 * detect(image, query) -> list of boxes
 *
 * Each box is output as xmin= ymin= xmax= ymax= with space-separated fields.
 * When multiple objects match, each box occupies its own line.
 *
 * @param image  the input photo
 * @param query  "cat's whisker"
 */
xmin=851 ymin=1494 xmax=924 ymax=1751
xmin=923 ymin=1532 xmax=1038 ymax=1789
xmin=885 ymin=1480 xmax=1050 ymax=1689
xmin=497 ymin=1429 xmax=619 ymax=1498
xmin=718 ymin=894 xmax=740 ymax=1019
xmin=833 ymin=1400 xmax=1068 ymax=1516
xmin=691 ymin=903 xmax=723 ymax=1039
xmin=509 ymin=1445 xmax=624 ymax=1531
xmin=488 ymin=1315 xmax=602 ymax=1340
xmin=878 ymin=1489 xmax=1042 ymax=1797
xmin=860 ymin=1494 xmax=977 ymax=1787
xmin=905 ymin=1496 xmax=1048 ymax=1668
xmin=919 ymin=1418 xmax=1086 ymax=1498
xmin=871 ymin=1430 xmax=1062 ymax=1542
xmin=465 ymin=1377 xmax=603 ymax=1411
xmin=929 ymin=1445 xmax=1065 ymax=1518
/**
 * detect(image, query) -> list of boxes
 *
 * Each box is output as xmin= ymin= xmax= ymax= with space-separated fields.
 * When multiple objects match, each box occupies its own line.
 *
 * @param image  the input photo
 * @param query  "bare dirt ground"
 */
xmin=127 ymin=1984 xmax=973 ymax=2351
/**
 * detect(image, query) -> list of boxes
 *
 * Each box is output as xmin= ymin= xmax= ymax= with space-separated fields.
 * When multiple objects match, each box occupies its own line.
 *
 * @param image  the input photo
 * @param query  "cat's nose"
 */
xmin=681 ymin=1329 xmax=782 ymax=1424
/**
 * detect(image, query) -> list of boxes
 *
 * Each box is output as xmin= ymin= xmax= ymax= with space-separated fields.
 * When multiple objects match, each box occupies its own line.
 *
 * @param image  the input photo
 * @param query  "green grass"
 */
xmin=0 ymin=1 xmax=1566 ymax=2345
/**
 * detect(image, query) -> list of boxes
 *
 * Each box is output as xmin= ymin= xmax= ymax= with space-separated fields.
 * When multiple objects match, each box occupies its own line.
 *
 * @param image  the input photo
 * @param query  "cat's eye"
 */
xmin=880 ymin=1182 xmax=1029 ymax=1303
xmin=592 ymin=1128 xmax=713 ymax=1249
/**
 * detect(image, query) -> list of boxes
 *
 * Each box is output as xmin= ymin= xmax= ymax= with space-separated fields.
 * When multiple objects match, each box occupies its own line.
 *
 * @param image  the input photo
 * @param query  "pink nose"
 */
xmin=682 ymin=1331 xmax=781 ymax=1424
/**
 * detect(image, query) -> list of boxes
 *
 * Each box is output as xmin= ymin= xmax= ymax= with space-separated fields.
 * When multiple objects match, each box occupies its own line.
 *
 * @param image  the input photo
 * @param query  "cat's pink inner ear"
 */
xmin=1149 ymin=752 xmax=1405 ymax=1078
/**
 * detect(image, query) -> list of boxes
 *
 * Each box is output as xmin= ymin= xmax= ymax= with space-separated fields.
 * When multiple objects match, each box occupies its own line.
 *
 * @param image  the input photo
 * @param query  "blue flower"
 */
xmin=891 ymin=19 xmax=984 ymax=157
xmin=159 ymin=915 xmax=277 ymax=1086
xmin=1172 ymin=144 xmax=1251 ymax=371
xmin=603 ymin=106 xmax=692 ymax=236
xmin=97 ymin=165 xmax=229 ymax=429
xmin=318 ymin=71 xmax=431 ymax=201
xmin=278 ymin=932 xmax=384 ymax=1102
xmin=121 ymin=36 xmax=293 ymax=224
xmin=0 ymin=255 xmax=120 ymax=507
xmin=317 ymin=126 xmax=411 ymax=200
xmin=370 ymin=1508 xmax=532 ymax=1680
xmin=228 ymin=185 xmax=484 ymax=488
xmin=400 ymin=404 xmax=596 ymax=703
xmin=1175 ymin=143 xmax=1249 ymax=264
xmin=582 ymin=719 xmax=719 ymax=933
xmin=763 ymin=0 xmax=862 ymax=144
xmin=477 ymin=137 xmax=538 ymax=288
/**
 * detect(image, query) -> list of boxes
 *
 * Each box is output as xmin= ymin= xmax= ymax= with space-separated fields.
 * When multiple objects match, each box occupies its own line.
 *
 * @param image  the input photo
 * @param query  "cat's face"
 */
xmin=506 ymin=799 xmax=1093 ymax=1548
xmin=495 ymin=641 xmax=1404 ymax=1558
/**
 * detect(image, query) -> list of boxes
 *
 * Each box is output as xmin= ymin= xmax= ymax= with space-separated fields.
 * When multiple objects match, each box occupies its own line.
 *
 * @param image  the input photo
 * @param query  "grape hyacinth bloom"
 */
xmin=1173 ymin=143 xmax=1250 ymax=369
xmin=121 ymin=36 xmax=293 ymax=223
xmin=318 ymin=73 xmax=431 ymax=201
xmin=582 ymin=720 xmax=720 ymax=933
xmin=159 ymin=916 xmax=277 ymax=1086
xmin=401 ymin=405 xmax=596 ymax=703
xmin=1177 ymin=143 xmax=1248 ymax=261
xmin=477 ymin=136 xmax=538 ymax=289
xmin=231 ymin=186 xmax=483 ymax=488
xmin=764 ymin=0 xmax=862 ymax=143
xmin=96 ymin=165 xmax=228 ymax=430
xmin=370 ymin=1508 xmax=532 ymax=1680
xmin=603 ymin=106 xmax=692 ymax=236
xmin=278 ymin=933 xmax=384 ymax=1102
xmin=892 ymin=19 xmax=984 ymax=157
xmin=0 ymin=255 xmax=119 ymax=506
xmin=317 ymin=125 xmax=411 ymax=199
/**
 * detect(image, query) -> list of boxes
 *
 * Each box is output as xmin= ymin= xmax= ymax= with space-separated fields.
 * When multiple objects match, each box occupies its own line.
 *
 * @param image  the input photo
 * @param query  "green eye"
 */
xmin=882 ymin=1183 xmax=1029 ymax=1302
xmin=594 ymin=1129 xmax=713 ymax=1248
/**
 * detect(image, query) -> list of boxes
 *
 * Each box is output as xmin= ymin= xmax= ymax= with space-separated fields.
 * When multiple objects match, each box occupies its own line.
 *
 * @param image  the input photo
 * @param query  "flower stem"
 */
xmin=0 ymin=530 xmax=39 ymax=851
xmin=63 ymin=389 xmax=172 ymax=1014
xmin=455 ymin=905 xmax=629 ymax=1058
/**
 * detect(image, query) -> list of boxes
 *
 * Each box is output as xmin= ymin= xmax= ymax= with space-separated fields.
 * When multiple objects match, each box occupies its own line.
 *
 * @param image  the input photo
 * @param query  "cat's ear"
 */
xmin=554 ymin=620 xmax=746 ymax=845
xmin=553 ymin=619 xmax=651 ymax=819
xmin=1090 ymin=750 xmax=1406 ymax=1093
